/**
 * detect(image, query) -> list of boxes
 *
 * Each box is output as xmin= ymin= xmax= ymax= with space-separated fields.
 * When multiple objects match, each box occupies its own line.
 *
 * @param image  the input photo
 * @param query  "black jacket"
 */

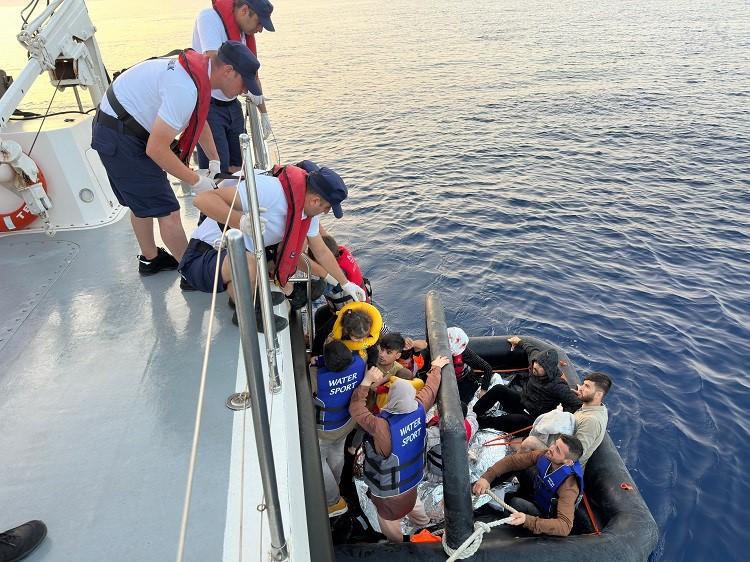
xmin=519 ymin=343 xmax=582 ymax=418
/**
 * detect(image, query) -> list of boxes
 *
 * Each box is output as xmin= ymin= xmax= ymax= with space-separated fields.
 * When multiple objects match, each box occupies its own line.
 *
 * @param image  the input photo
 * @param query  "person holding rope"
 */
xmin=349 ymin=355 xmax=450 ymax=542
xmin=192 ymin=0 xmax=276 ymax=174
xmin=91 ymin=41 xmax=261 ymax=275
xmin=472 ymin=434 xmax=585 ymax=537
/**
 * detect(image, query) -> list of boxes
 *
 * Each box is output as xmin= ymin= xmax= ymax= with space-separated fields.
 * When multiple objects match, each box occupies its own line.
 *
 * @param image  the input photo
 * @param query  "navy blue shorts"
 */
xmin=178 ymin=241 xmax=228 ymax=293
xmin=91 ymin=121 xmax=179 ymax=218
xmin=196 ymin=99 xmax=245 ymax=171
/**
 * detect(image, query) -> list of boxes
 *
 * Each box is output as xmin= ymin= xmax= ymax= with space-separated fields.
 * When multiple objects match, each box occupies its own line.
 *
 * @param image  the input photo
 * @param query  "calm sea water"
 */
xmin=3 ymin=0 xmax=750 ymax=560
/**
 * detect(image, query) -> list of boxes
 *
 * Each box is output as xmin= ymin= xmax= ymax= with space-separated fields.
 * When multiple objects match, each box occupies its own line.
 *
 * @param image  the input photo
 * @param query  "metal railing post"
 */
xmin=244 ymin=98 xmax=270 ymax=170
xmin=239 ymin=133 xmax=282 ymax=393
xmin=227 ymin=229 xmax=288 ymax=561
xmin=297 ymin=255 xmax=315 ymax=352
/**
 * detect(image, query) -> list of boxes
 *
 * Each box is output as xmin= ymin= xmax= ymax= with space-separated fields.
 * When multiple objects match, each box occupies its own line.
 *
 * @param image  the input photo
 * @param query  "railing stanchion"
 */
xmin=227 ymin=229 xmax=288 ymax=561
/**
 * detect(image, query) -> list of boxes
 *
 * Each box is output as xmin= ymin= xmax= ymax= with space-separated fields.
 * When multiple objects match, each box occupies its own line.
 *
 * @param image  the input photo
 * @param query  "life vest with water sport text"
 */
xmin=314 ymin=354 xmax=366 ymax=432
xmin=532 ymin=455 xmax=584 ymax=518
xmin=363 ymin=403 xmax=426 ymax=497
xmin=175 ymin=50 xmax=212 ymax=164
xmin=212 ymin=0 xmax=258 ymax=54
xmin=271 ymin=164 xmax=311 ymax=286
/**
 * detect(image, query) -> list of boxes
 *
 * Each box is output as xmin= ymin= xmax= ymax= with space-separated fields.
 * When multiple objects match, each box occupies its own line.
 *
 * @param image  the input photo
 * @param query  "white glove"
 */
xmin=244 ymin=93 xmax=264 ymax=106
xmin=342 ymin=281 xmax=366 ymax=302
xmin=260 ymin=112 xmax=273 ymax=140
xmin=239 ymin=208 xmax=268 ymax=236
xmin=208 ymin=159 xmax=221 ymax=179
xmin=191 ymin=174 xmax=216 ymax=194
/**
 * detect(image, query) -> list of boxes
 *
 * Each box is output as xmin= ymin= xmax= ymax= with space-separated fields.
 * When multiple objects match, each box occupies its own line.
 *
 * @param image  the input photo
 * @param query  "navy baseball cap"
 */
xmin=296 ymin=160 xmax=320 ymax=173
xmin=244 ymin=0 xmax=275 ymax=32
xmin=217 ymin=41 xmax=262 ymax=95
xmin=308 ymin=167 xmax=348 ymax=218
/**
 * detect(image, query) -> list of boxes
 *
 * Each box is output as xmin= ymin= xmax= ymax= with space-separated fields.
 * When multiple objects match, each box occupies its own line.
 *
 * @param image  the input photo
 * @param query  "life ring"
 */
xmin=0 ymin=166 xmax=47 ymax=233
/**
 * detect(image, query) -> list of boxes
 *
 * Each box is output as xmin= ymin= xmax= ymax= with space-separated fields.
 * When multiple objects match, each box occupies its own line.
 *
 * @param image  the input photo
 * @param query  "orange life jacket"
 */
xmin=212 ymin=0 xmax=258 ymax=55
xmin=176 ymin=50 xmax=211 ymax=164
xmin=272 ymin=164 xmax=310 ymax=286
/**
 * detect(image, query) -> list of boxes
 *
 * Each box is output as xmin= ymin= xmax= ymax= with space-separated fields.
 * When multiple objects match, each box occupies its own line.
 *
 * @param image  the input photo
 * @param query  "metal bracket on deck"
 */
xmin=226 ymin=391 xmax=251 ymax=411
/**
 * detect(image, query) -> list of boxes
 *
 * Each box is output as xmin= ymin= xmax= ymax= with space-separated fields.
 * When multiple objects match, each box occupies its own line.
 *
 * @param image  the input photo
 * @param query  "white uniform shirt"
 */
xmin=192 ymin=8 xmax=244 ymax=102
xmin=99 ymin=58 xmax=197 ymax=133
xmin=191 ymin=172 xmax=320 ymax=251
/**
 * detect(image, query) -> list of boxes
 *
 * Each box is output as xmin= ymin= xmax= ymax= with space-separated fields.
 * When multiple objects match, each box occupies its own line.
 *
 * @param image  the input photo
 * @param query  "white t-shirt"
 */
xmin=192 ymin=8 xmax=244 ymax=102
xmin=99 ymin=58 xmax=197 ymax=133
xmin=191 ymin=172 xmax=320 ymax=251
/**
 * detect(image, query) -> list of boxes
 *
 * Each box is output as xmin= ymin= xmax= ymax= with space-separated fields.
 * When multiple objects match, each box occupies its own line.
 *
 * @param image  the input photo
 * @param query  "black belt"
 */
xmin=98 ymin=86 xmax=150 ymax=141
xmin=211 ymin=98 xmax=238 ymax=107
xmin=187 ymin=238 xmax=216 ymax=254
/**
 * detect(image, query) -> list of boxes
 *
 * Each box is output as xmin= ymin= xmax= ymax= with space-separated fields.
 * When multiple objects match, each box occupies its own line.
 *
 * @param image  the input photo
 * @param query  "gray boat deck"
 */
xmin=0 ymin=208 xmax=242 ymax=561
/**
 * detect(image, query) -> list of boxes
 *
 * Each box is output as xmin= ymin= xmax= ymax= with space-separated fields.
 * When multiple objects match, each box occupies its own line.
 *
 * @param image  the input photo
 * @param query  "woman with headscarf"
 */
xmin=349 ymin=355 xmax=450 ymax=542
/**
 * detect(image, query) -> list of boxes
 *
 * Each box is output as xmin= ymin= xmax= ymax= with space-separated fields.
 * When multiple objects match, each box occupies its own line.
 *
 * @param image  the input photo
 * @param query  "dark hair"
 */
xmin=379 ymin=332 xmax=405 ymax=353
xmin=341 ymin=309 xmax=371 ymax=340
xmin=558 ymin=434 xmax=584 ymax=461
xmin=584 ymin=371 xmax=612 ymax=397
xmin=323 ymin=340 xmax=352 ymax=372
xmin=322 ymin=235 xmax=340 ymax=258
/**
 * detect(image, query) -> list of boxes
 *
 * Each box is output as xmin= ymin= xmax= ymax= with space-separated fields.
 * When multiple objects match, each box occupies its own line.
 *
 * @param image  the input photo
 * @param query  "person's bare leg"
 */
xmin=377 ymin=513 xmax=405 ymax=543
xmin=221 ymin=252 xmax=257 ymax=301
xmin=156 ymin=210 xmax=188 ymax=261
xmin=130 ymin=213 xmax=157 ymax=258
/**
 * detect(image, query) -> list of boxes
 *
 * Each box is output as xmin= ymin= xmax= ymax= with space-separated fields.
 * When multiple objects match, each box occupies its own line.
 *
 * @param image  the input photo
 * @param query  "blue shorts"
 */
xmin=196 ymin=99 xmax=245 ymax=171
xmin=91 ymin=119 xmax=179 ymax=218
xmin=178 ymin=239 xmax=228 ymax=293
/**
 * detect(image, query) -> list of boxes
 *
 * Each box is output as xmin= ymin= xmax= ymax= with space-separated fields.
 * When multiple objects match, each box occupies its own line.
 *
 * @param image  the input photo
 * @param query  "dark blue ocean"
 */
xmin=5 ymin=0 xmax=749 ymax=559
xmin=263 ymin=1 xmax=750 ymax=560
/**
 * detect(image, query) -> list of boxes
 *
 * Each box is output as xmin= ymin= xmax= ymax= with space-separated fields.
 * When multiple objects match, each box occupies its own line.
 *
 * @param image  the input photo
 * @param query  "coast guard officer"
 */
xmin=192 ymin=0 xmax=275 ymax=174
xmin=91 ymin=41 xmax=262 ymax=275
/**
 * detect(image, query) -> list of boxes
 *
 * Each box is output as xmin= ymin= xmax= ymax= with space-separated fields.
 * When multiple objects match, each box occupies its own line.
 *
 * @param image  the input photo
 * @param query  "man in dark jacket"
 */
xmin=473 ymin=336 xmax=581 ymax=433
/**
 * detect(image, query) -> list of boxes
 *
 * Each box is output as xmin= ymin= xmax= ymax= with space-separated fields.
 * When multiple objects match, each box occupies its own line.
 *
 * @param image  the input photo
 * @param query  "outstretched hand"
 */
xmin=431 ymin=355 xmax=450 ymax=369
xmin=508 ymin=335 xmax=521 ymax=351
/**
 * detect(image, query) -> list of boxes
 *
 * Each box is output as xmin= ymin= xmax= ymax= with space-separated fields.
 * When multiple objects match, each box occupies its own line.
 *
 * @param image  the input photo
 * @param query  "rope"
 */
xmin=426 ymin=491 xmax=516 ymax=561
xmin=176 ymin=188 xmax=240 ymax=562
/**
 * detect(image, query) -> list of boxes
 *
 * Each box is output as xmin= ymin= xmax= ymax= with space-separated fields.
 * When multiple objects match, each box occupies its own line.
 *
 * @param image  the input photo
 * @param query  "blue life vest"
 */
xmin=363 ymin=403 xmax=426 ymax=497
xmin=313 ymin=355 xmax=366 ymax=431
xmin=532 ymin=455 xmax=584 ymax=518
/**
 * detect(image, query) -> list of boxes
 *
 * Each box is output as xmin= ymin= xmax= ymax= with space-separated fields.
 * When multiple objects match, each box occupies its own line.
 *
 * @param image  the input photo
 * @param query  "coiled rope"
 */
xmin=429 ymin=490 xmax=517 ymax=561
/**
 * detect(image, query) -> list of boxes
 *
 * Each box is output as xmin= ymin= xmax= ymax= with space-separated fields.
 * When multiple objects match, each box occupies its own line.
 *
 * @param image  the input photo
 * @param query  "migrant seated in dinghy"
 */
xmin=521 ymin=372 xmax=612 ymax=467
xmin=473 ymin=336 xmax=582 ymax=433
xmin=349 ymin=356 xmax=449 ymax=542
xmin=473 ymin=434 xmax=585 ymax=537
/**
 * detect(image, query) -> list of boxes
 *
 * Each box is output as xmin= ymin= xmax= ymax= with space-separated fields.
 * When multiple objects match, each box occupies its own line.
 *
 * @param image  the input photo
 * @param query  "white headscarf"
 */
xmin=383 ymin=377 xmax=418 ymax=415
xmin=447 ymin=326 xmax=469 ymax=356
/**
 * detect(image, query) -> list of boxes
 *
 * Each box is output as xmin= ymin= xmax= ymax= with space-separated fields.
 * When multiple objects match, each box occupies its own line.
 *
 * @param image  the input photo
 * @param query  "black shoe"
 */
xmin=179 ymin=275 xmax=196 ymax=291
xmin=138 ymin=247 xmax=179 ymax=276
xmin=0 ymin=520 xmax=47 ymax=562
xmin=229 ymin=291 xmax=284 ymax=309
xmin=231 ymin=307 xmax=288 ymax=333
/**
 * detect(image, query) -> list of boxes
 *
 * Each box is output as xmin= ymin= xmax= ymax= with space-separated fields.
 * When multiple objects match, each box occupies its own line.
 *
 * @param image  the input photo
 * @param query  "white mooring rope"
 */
xmin=433 ymin=490 xmax=517 ymax=561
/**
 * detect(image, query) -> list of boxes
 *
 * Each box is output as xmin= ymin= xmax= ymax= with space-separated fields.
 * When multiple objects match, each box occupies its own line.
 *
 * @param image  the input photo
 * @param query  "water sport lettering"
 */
xmin=400 ymin=418 xmax=422 ymax=446
xmin=328 ymin=373 xmax=360 ymax=394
